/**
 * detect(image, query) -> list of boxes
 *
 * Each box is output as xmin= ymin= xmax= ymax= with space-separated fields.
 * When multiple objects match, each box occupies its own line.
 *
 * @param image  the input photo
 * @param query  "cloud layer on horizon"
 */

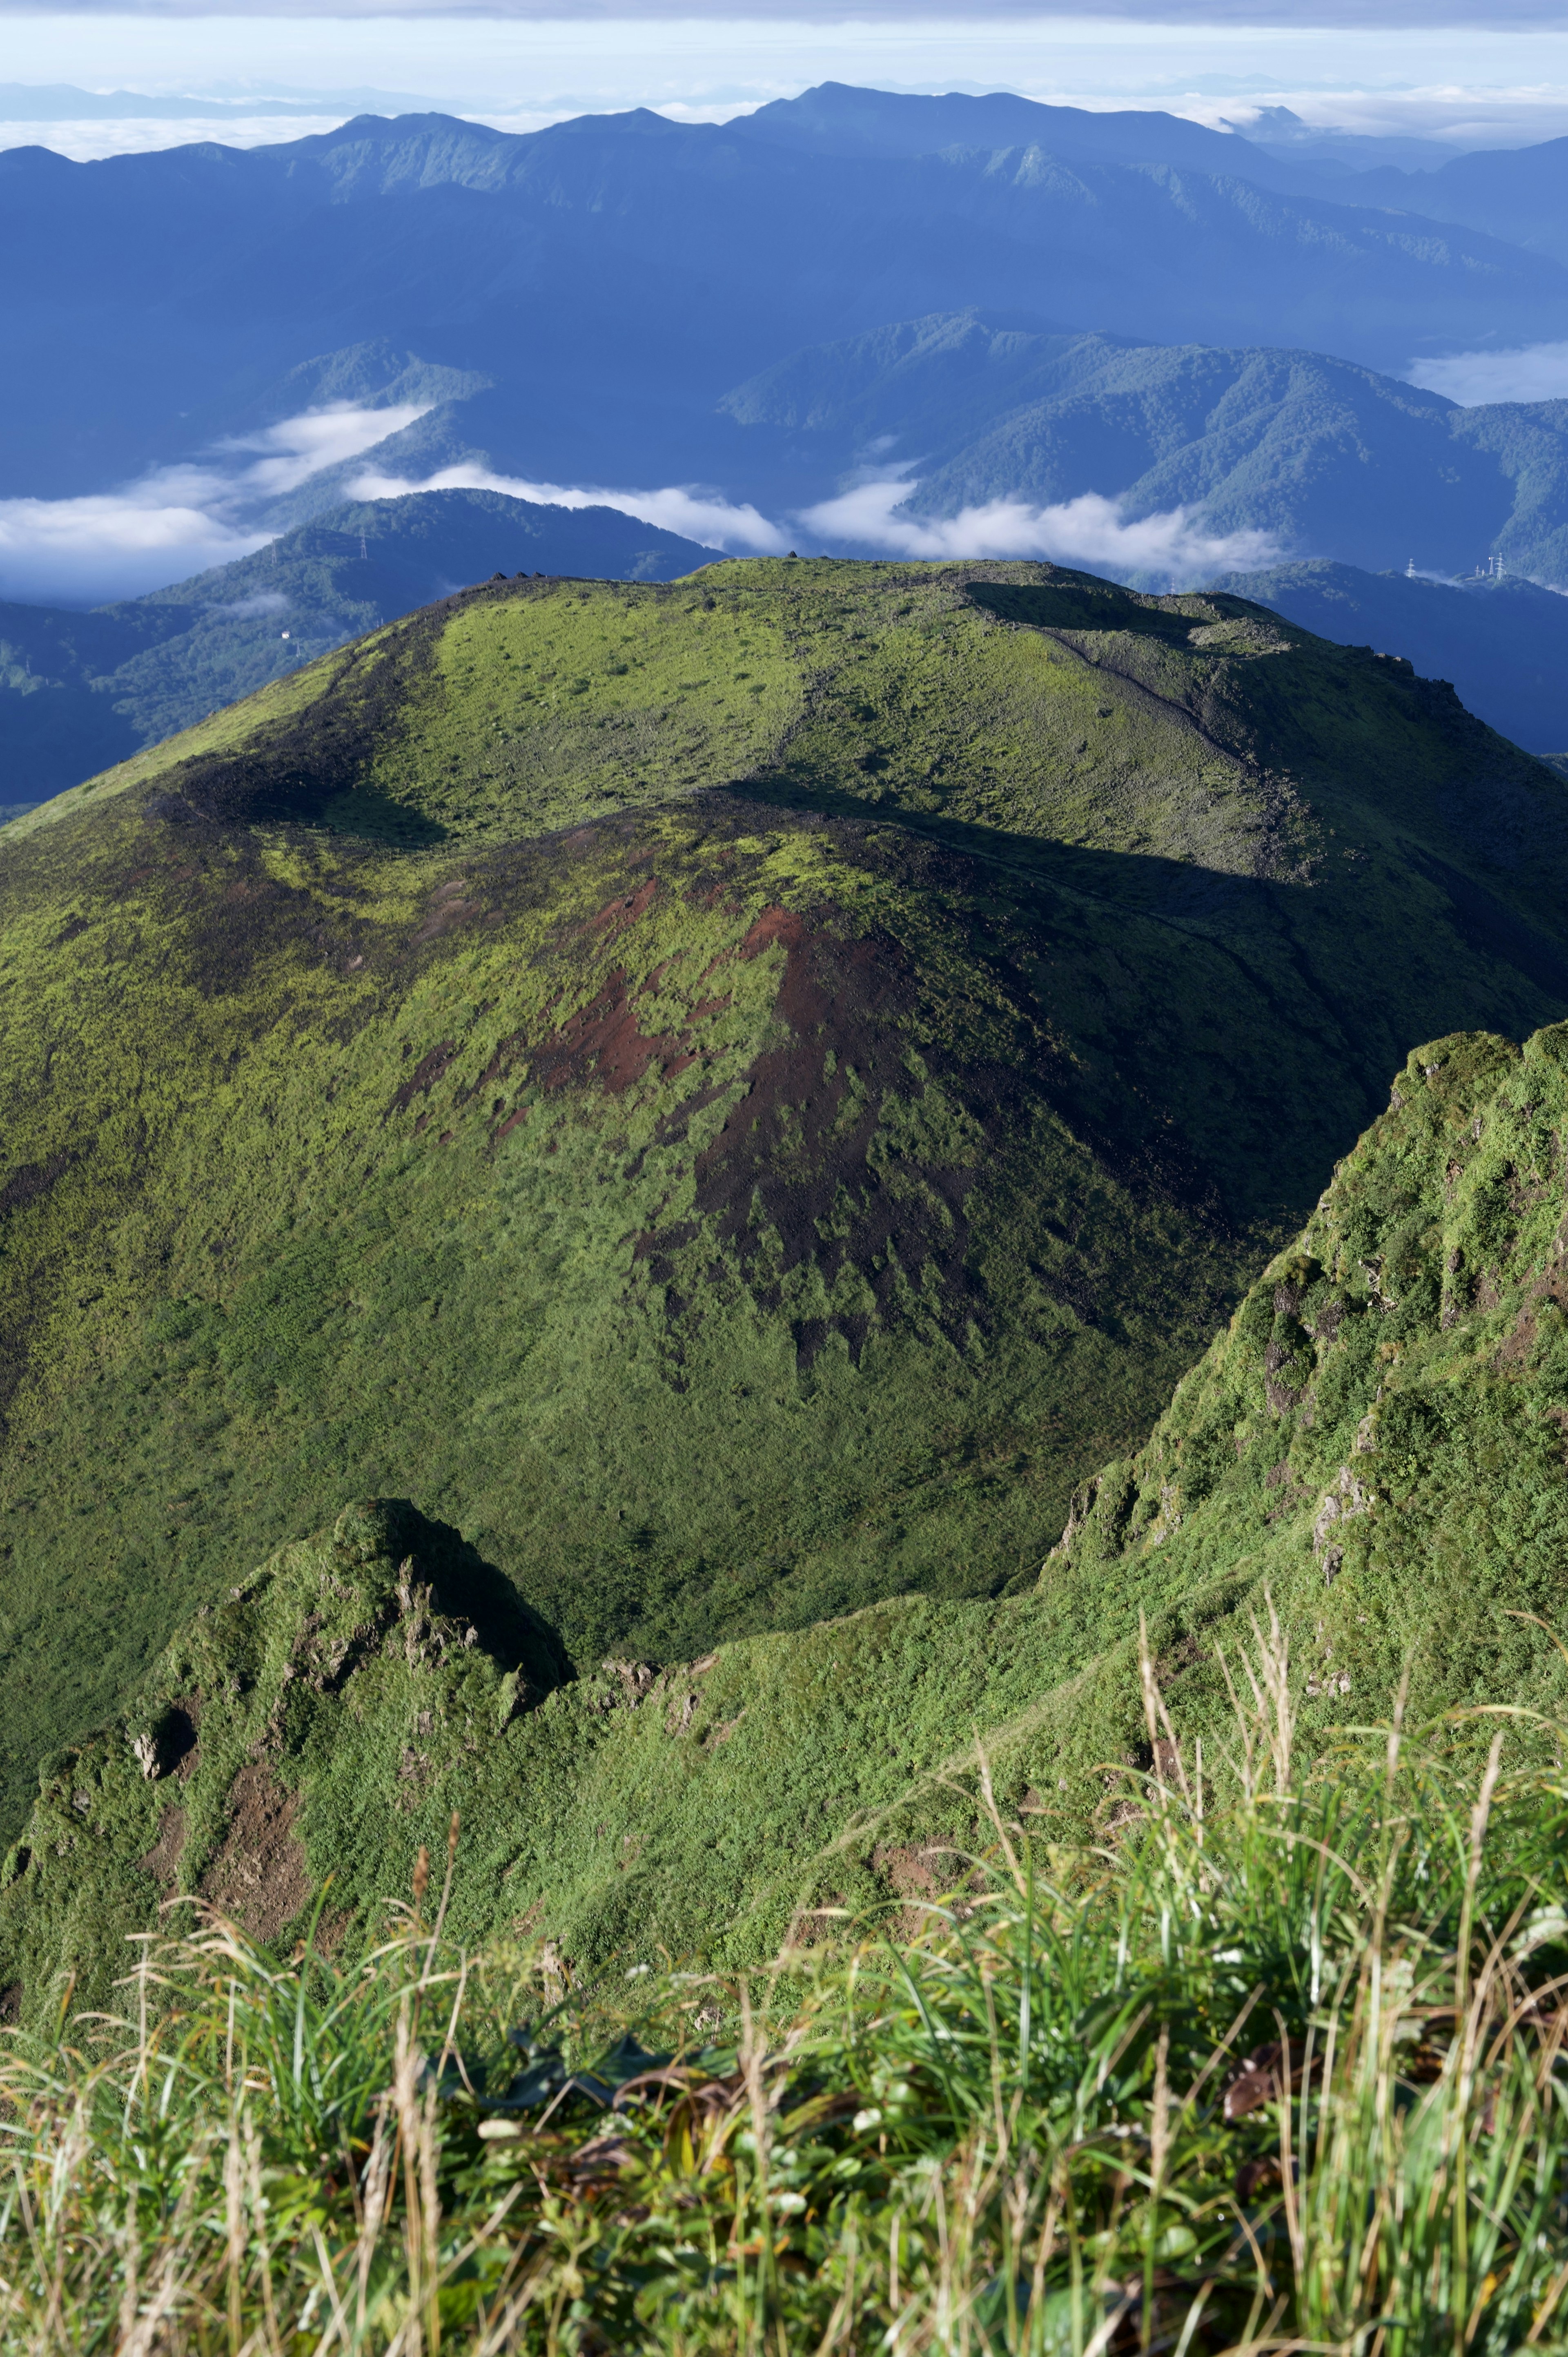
xmin=0 ymin=402 xmax=430 ymax=603
xmin=1408 ymin=342 xmax=1568 ymax=406
xmin=798 ymin=480 xmax=1281 ymax=580
xmin=357 ymin=461 xmax=1282 ymax=582
xmin=349 ymin=462 xmax=788 ymax=553
xmin=0 ymin=0 xmax=1562 ymax=21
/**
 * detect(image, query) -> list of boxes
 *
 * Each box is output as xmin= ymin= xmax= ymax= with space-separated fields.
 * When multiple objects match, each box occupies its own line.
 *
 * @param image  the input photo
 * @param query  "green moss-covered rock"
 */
xmin=1045 ymin=1022 xmax=1568 ymax=1732
xmin=0 ymin=1499 xmax=563 ymax=2017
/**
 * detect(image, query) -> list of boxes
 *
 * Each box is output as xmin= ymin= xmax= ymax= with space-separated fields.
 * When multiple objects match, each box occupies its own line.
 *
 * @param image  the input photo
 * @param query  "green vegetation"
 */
xmin=5 ymin=555 xmax=1568 ymax=2349
xmin=7 ymin=996 xmax=1568 ymax=2012
xmin=0 ymin=490 xmax=711 ymax=802
xmin=2 ymin=557 xmax=1568 ymax=1858
xmin=5 ymin=1646 xmax=1568 ymax=2353
xmin=1047 ymin=1019 xmax=1568 ymax=1729
xmin=1214 ymin=558 xmax=1568 ymax=759
xmin=725 ymin=314 xmax=1568 ymax=586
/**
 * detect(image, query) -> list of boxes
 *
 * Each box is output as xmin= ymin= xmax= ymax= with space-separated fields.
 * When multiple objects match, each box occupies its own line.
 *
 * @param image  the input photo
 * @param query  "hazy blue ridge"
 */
xmin=3 ymin=91 xmax=1567 ymax=507
xmin=726 ymin=314 xmax=1568 ymax=584
xmin=1310 ymin=136 xmax=1568 ymax=268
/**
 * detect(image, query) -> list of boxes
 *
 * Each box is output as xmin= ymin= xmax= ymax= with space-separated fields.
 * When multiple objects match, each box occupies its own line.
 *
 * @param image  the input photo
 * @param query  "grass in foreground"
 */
xmin=4 ymin=1618 xmax=1568 ymax=2355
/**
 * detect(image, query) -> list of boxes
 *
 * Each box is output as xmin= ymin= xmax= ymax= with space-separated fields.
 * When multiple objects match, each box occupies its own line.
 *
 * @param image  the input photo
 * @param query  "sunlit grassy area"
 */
xmin=6 ymin=1621 xmax=1567 ymax=2355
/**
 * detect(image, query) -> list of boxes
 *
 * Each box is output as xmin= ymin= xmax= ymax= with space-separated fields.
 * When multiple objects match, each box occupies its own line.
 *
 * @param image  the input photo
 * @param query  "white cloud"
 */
xmin=1406 ymin=343 xmax=1568 ymax=406
xmin=353 ymin=460 xmax=1281 ymax=580
xmin=211 ymin=590 xmax=289 ymax=618
xmin=0 ymin=485 xmax=266 ymax=604
xmin=0 ymin=402 xmax=432 ymax=604
xmin=796 ymin=480 xmax=1281 ymax=580
xmin=219 ymin=402 xmax=433 ymax=495
xmin=0 ymin=111 xmax=352 ymax=163
xmin=348 ymin=461 xmax=789 ymax=553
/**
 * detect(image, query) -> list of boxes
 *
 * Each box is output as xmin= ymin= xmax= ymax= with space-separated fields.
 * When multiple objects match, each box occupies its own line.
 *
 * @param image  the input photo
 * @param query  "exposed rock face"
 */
xmin=198 ymin=1763 xmax=310 ymax=1941
xmin=1312 ymin=1465 xmax=1376 ymax=1583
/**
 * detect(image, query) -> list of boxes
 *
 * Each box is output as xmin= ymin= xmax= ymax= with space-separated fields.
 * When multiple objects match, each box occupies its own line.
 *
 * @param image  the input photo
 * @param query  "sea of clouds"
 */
xmin=0 ymin=403 xmax=431 ymax=604
xmin=26 ymin=361 xmax=1568 ymax=610
xmin=795 ymin=477 xmax=1280 ymax=575
xmin=1407 ymin=342 xmax=1568 ymax=406
xmin=351 ymin=459 xmax=1281 ymax=583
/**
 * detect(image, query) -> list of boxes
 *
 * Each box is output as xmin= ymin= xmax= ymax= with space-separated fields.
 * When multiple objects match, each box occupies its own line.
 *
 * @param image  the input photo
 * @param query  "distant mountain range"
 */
xmin=8 ymin=77 xmax=1568 ymax=756
xmin=1328 ymin=136 xmax=1568 ymax=267
xmin=725 ymin=315 xmax=1568 ymax=582
xmin=0 ymin=82 xmax=449 ymax=122
xmin=0 ymin=491 xmax=712 ymax=803
xmin=5 ymin=83 xmax=1568 ymax=513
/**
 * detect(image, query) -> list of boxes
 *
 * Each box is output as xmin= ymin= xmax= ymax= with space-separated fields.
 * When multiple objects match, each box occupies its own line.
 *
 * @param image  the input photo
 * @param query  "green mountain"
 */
xmin=5 ymin=94 xmax=1565 ymax=515
xmin=7 ymin=1008 xmax=1568 ymax=2019
xmin=0 ymin=489 xmax=713 ymax=805
xmin=1344 ymin=136 xmax=1568 ymax=268
xmin=728 ymin=314 xmax=1568 ymax=586
xmin=2 ymin=555 xmax=1567 ymax=1878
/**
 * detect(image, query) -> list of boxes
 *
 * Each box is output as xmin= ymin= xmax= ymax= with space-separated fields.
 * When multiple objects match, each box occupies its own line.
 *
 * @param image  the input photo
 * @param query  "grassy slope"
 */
xmin=6 ymin=1016 xmax=1568 ymax=2020
xmin=1047 ymin=1019 xmax=1568 ymax=1729
xmin=9 ymin=1697 xmax=1568 ymax=2356
xmin=0 ymin=490 xmax=714 ymax=803
xmin=1 ymin=558 xmax=1566 ymax=1854
xmin=1215 ymin=560 xmax=1568 ymax=757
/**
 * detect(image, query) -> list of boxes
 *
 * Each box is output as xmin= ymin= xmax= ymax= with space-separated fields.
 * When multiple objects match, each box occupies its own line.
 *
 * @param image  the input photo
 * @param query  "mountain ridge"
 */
xmin=2 ymin=557 xmax=1567 ymax=1854
xmin=4 ymin=92 xmax=1566 ymax=508
xmin=725 ymin=314 xmax=1568 ymax=584
xmin=0 ymin=488 xmax=715 ymax=803
xmin=5 ymin=1004 xmax=1568 ymax=2020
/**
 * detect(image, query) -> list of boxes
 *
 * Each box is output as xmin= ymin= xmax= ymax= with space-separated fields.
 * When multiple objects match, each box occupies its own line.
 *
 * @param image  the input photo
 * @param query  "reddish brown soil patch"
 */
xmin=737 ymin=905 xmax=804 ymax=958
xmin=1495 ymin=1306 xmax=1541 ymax=1370
xmin=640 ymin=913 xmax=1028 ymax=1366
xmin=392 ymin=1041 xmax=457 ymax=1113
xmin=416 ymin=881 xmax=491 ymax=942
xmin=199 ymin=1762 xmax=311 ymax=1940
xmin=873 ymin=1842 xmax=940 ymax=1899
xmin=139 ymin=1805 xmax=187 ymax=1887
xmin=872 ymin=1843 xmax=972 ymax=1938
xmin=531 ymin=970 xmax=700 ymax=1097
xmin=309 ymin=1909 xmax=352 ymax=1960
xmin=593 ymin=876 xmax=658 ymax=931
